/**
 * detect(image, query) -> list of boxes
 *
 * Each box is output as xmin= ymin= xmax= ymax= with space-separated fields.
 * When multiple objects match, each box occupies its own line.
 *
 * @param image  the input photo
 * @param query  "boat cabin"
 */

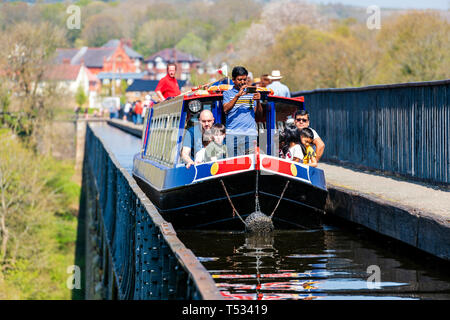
xmin=140 ymin=86 xmax=305 ymax=168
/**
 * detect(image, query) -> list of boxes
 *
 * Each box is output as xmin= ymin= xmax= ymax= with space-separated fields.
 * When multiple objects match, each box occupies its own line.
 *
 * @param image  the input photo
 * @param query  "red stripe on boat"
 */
xmin=261 ymin=157 xmax=293 ymax=176
xmin=215 ymin=156 xmax=252 ymax=175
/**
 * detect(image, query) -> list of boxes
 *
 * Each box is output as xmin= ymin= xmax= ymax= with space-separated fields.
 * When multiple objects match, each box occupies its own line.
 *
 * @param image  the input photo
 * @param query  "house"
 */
xmin=54 ymin=41 xmax=137 ymax=75
xmin=43 ymin=60 xmax=102 ymax=108
xmin=102 ymin=39 xmax=143 ymax=73
xmin=43 ymin=61 xmax=89 ymax=94
xmin=143 ymin=48 xmax=202 ymax=81
xmin=54 ymin=40 xmax=144 ymax=108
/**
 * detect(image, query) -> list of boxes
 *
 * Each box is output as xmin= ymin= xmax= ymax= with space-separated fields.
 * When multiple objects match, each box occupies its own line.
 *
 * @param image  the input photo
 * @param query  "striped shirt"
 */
xmin=222 ymin=87 xmax=257 ymax=136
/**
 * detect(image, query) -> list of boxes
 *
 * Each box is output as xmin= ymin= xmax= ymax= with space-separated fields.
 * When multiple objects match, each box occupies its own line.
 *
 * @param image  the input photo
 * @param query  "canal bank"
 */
xmin=103 ymin=119 xmax=450 ymax=262
xmin=321 ymin=163 xmax=450 ymax=262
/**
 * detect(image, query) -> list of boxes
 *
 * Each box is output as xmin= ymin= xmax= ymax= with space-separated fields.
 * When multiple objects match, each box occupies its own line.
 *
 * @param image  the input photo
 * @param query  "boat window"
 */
xmin=274 ymin=101 xmax=298 ymax=129
xmin=146 ymin=118 xmax=155 ymax=158
xmin=202 ymin=103 xmax=212 ymax=112
xmin=168 ymin=114 xmax=180 ymax=164
xmin=258 ymin=122 xmax=266 ymax=130
xmin=144 ymin=113 xmax=182 ymax=167
xmin=276 ymin=121 xmax=284 ymax=131
xmin=154 ymin=117 xmax=162 ymax=158
xmin=161 ymin=115 xmax=170 ymax=162
xmin=273 ymin=100 xmax=301 ymax=158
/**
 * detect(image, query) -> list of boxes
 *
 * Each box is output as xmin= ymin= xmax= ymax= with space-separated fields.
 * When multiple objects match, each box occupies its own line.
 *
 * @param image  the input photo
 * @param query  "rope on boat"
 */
xmin=220 ymin=179 xmax=247 ymax=226
xmin=220 ymin=145 xmax=290 ymax=232
xmin=255 ymin=167 xmax=261 ymax=213
xmin=269 ymin=180 xmax=290 ymax=219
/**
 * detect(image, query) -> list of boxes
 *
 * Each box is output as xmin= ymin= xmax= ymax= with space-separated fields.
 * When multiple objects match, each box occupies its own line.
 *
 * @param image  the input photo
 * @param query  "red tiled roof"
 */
xmin=44 ymin=64 xmax=81 ymax=81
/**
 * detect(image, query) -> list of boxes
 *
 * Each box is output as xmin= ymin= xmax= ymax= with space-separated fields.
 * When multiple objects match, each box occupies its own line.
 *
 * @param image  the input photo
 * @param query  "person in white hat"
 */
xmin=267 ymin=70 xmax=291 ymax=97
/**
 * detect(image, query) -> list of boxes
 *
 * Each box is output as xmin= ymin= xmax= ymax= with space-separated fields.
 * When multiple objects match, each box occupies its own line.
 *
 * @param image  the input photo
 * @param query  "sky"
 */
xmin=307 ymin=0 xmax=449 ymax=10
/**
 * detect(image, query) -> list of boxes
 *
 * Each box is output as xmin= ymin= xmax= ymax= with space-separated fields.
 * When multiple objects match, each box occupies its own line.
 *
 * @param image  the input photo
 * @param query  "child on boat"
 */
xmin=299 ymin=128 xmax=318 ymax=167
xmin=204 ymin=123 xmax=227 ymax=162
xmin=284 ymin=126 xmax=303 ymax=162
xmin=194 ymin=129 xmax=213 ymax=164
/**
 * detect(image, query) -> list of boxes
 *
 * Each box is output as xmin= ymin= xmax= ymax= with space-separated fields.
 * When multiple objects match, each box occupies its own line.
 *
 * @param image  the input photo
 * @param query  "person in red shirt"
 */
xmin=133 ymin=100 xmax=143 ymax=124
xmin=155 ymin=63 xmax=181 ymax=101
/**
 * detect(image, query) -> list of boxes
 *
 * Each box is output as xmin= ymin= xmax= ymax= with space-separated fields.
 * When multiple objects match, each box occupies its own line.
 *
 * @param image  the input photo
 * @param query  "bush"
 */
xmin=0 ymin=131 xmax=79 ymax=299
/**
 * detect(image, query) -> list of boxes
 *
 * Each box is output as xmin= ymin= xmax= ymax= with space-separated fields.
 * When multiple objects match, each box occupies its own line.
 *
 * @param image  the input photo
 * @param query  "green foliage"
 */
xmin=75 ymin=0 xmax=93 ymax=6
xmin=75 ymin=86 xmax=87 ymax=109
xmin=189 ymin=71 xmax=212 ymax=87
xmin=0 ymin=81 xmax=10 ymax=114
xmin=176 ymin=32 xmax=207 ymax=59
xmin=0 ymin=131 xmax=79 ymax=300
xmin=209 ymin=19 xmax=254 ymax=55
xmin=81 ymin=13 xmax=123 ymax=47
xmin=0 ymin=21 xmax=67 ymax=141
xmin=375 ymin=12 xmax=450 ymax=83
xmin=120 ymin=80 xmax=128 ymax=105
xmin=134 ymin=19 xmax=186 ymax=57
xmin=0 ymin=1 xmax=447 ymax=93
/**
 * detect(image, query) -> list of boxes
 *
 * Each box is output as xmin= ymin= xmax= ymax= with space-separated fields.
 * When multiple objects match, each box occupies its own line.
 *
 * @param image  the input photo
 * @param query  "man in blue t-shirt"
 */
xmin=223 ymin=66 xmax=263 ymax=157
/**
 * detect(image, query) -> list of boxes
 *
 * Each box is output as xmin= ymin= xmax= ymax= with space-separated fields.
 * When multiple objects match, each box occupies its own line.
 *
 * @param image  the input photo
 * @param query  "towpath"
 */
xmin=319 ymin=162 xmax=450 ymax=261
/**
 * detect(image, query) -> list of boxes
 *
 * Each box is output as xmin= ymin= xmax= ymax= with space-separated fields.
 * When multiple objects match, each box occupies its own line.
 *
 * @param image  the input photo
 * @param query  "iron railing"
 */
xmin=81 ymin=123 xmax=223 ymax=300
xmin=292 ymin=80 xmax=450 ymax=185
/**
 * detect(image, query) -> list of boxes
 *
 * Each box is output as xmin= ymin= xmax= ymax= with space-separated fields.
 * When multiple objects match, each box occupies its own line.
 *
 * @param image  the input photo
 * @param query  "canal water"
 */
xmin=91 ymin=122 xmax=450 ymax=300
xmin=177 ymin=225 xmax=450 ymax=300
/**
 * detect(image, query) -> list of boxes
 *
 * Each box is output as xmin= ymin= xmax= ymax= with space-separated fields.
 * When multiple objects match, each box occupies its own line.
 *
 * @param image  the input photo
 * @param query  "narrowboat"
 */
xmin=132 ymin=81 xmax=328 ymax=229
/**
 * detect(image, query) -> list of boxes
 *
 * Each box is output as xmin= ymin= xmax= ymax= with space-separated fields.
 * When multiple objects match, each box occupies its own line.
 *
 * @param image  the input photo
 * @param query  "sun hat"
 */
xmin=268 ymin=70 xmax=283 ymax=80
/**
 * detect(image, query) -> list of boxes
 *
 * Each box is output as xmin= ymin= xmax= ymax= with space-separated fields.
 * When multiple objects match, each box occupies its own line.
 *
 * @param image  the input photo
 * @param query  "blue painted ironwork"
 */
xmin=292 ymin=80 xmax=450 ymax=185
xmin=82 ymin=124 xmax=223 ymax=300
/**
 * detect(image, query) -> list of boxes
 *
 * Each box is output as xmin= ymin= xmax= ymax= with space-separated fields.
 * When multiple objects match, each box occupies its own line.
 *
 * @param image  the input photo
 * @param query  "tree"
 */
xmin=81 ymin=13 xmax=123 ymax=47
xmin=134 ymin=19 xmax=186 ymax=57
xmin=0 ymin=2 xmax=30 ymax=30
xmin=0 ymin=22 xmax=67 ymax=141
xmin=241 ymin=21 xmax=378 ymax=92
xmin=0 ymin=81 xmax=11 ymax=124
xmin=0 ymin=132 xmax=55 ymax=269
xmin=375 ymin=11 xmax=450 ymax=83
xmin=75 ymin=85 xmax=87 ymax=110
xmin=0 ymin=130 xmax=80 ymax=299
xmin=176 ymin=33 xmax=207 ymax=60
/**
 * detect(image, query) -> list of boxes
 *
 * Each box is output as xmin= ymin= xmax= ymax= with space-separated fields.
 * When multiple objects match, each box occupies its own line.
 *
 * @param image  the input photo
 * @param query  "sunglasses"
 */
xmin=295 ymin=118 xmax=309 ymax=123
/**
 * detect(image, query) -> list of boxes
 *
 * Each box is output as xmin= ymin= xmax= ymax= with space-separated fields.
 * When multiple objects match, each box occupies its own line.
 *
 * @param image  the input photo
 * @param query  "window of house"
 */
xmin=155 ymin=57 xmax=166 ymax=69
xmin=180 ymin=72 xmax=190 ymax=80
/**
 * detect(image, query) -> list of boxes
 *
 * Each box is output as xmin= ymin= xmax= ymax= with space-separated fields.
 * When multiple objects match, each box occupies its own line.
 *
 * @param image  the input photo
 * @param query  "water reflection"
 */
xmin=177 ymin=227 xmax=450 ymax=300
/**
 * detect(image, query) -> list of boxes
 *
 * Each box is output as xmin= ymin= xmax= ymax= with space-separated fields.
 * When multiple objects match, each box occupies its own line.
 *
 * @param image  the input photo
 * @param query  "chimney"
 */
xmin=121 ymin=38 xmax=132 ymax=48
xmin=62 ymin=58 xmax=70 ymax=64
